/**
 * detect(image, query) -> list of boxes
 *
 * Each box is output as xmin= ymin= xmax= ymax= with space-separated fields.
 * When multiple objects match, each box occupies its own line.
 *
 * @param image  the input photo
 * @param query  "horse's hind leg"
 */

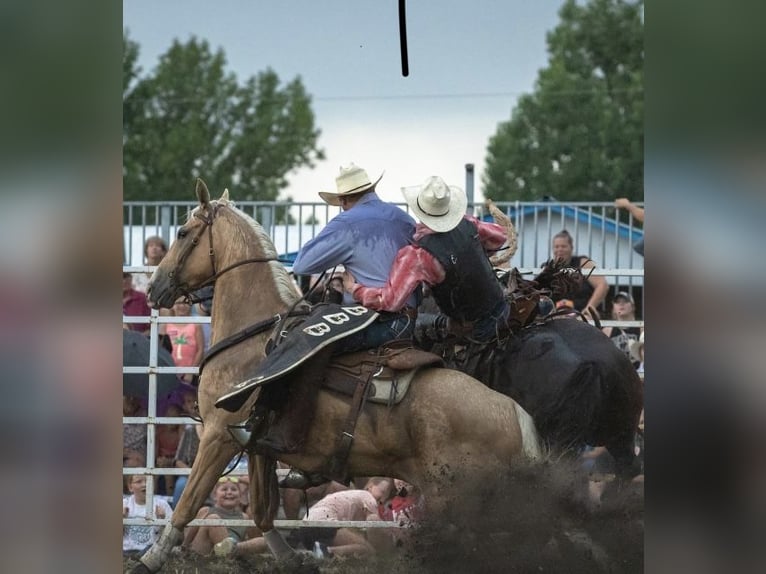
xmin=132 ymin=424 xmax=239 ymax=573
xmin=607 ymin=432 xmax=637 ymax=479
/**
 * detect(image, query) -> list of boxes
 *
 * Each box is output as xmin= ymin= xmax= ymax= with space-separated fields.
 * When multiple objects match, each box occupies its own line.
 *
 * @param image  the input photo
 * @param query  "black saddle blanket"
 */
xmin=216 ymin=303 xmax=378 ymax=412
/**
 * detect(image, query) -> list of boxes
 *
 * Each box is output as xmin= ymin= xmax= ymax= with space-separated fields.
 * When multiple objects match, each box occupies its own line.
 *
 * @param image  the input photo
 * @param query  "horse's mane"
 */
xmin=190 ymin=199 xmax=300 ymax=307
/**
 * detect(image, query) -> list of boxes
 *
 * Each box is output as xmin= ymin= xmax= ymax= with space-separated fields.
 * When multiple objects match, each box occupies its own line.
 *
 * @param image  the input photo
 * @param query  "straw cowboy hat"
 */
xmin=318 ymin=163 xmax=384 ymax=206
xmin=401 ymin=176 xmax=467 ymax=232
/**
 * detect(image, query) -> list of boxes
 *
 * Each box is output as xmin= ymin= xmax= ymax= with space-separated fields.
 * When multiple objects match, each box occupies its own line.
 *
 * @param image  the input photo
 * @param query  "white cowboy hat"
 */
xmin=401 ymin=176 xmax=467 ymax=232
xmin=318 ymin=163 xmax=384 ymax=206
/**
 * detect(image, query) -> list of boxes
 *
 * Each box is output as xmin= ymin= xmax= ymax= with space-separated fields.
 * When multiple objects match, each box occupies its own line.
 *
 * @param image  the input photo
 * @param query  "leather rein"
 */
xmin=169 ymin=203 xmax=278 ymax=295
xmin=165 ymin=202 xmax=310 ymax=376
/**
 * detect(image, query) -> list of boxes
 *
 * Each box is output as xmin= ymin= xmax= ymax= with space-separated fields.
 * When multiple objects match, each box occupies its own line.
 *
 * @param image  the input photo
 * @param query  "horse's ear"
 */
xmin=221 ymin=188 xmax=230 ymax=202
xmin=196 ymin=178 xmax=211 ymax=206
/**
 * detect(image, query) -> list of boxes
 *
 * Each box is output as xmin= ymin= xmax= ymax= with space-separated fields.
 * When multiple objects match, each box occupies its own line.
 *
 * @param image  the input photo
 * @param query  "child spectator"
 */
xmin=215 ymin=477 xmax=392 ymax=558
xmin=155 ymin=402 xmax=183 ymax=496
xmin=170 ymin=386 xmax=200 ymax=507
xmin=123 ymin=474 xmax=173 ymax=556
xmin=183 ymin=476 xmax=249 ymax=556
xmin=163 ymin=299 xmax=204 ymax=384
xmin=367 ymin=479 xmax=424 ymax=553
xmin=123 ymin=395 xmax=147 ymax=468
xmin=602 ymin=291 xmax=642 ymax=369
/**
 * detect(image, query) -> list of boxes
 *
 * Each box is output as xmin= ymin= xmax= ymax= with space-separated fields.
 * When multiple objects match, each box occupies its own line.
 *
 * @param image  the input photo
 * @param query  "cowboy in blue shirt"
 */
xmin=293 ymin=163 xmax=419 ymax=348
xmin=219 ymin=164 xmax=418 ymax=487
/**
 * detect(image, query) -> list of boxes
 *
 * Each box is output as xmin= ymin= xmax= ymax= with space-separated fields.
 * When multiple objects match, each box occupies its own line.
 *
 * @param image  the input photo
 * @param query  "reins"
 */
xmin=198 ymin=307 xmax=311 ymax=375
xmin=169 ymin=201 xmax=319 ymax=375
xmin=171 ymin=202 xmax=290 ymax=300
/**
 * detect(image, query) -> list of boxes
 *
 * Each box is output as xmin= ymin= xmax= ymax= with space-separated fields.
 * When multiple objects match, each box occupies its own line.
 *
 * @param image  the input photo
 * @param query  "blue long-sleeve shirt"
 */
xmin=293 ymin=192 xmax=418 ymax=308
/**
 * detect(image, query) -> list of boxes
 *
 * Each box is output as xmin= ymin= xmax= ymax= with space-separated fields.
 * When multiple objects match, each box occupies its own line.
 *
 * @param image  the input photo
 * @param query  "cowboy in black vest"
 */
xmin=345 ymin=176 xmax=509 ymax=343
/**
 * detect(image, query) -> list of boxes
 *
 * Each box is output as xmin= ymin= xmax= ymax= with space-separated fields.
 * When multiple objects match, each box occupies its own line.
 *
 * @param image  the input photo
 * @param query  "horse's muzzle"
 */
xmin=146 ymin=270 xmax=179 ymax=309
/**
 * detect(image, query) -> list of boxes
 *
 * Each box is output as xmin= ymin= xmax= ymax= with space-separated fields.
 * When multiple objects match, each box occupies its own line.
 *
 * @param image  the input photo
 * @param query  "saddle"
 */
xmin=319 ymin=344 xmax=444 ymax=481
xmin=322 ymin=345 xmax=445 ymax=405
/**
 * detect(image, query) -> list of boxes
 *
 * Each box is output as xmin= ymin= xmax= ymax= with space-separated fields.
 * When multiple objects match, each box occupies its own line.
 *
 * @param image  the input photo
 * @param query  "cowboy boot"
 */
xmin=254 ymin=350 xmax=331 ymax=456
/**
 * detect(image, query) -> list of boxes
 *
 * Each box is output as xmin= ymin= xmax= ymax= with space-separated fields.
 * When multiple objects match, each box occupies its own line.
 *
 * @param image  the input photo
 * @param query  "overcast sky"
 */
xmin=123 ymin=0 xmax=564 ymax=207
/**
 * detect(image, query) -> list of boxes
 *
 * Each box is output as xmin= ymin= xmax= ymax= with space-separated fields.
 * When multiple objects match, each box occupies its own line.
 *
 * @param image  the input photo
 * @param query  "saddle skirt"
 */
xmin=216 ymin=303 xmax=379 ymax=412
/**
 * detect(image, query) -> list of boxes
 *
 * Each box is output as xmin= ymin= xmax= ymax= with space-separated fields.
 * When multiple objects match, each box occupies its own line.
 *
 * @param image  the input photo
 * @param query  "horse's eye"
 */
xmin=177 ymin=228 xmax=188 ymax=239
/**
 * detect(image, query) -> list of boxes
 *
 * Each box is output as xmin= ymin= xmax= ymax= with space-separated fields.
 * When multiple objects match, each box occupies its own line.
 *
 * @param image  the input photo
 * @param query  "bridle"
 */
xmin=163 ymin=201 xmax=312 ymax=375
xmin=167 ymin=202 xmax=277 ymax=301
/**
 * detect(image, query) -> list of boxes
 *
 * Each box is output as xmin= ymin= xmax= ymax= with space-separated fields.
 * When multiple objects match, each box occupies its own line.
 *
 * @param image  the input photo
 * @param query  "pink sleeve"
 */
xmin=352 ymin=246 xmax=444 ymax=311
xmin=469 ymin=215 xmax=507 ymax=251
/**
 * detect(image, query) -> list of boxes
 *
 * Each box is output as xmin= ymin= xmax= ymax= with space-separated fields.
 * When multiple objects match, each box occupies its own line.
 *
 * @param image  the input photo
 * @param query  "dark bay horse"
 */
xmin=447 ymin=313 xmax=643 ymax=477
xmin=134 ymin=180 xmax=541 ymax=572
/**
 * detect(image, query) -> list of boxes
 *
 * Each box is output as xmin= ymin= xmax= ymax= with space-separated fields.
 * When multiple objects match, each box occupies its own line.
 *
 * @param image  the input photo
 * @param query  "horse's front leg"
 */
xmin=132 ymin=425 xmax=239 ymax=573
xmin=248 ymin=453 xmax=298 ymax=558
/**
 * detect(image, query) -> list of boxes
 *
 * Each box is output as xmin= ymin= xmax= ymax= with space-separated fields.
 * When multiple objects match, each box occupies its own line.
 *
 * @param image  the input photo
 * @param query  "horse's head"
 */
xmin=147 ymin=179 xmax=227 ymax=309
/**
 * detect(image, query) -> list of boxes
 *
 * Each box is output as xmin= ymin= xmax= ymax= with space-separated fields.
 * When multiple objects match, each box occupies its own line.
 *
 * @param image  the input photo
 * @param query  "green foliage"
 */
xmin=123 ymin=33 xmax=324 ymax=203
xmin=483 ymin=0 xmax=643 ymax=203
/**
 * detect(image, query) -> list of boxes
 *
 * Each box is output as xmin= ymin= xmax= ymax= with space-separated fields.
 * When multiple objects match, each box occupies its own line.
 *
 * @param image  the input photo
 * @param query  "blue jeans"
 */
xmin=471 ymin=299 xmax=510 ymax=342
xmin=172 ymin=475 xmax=187 ymax=508
xmin=332 ymin=312 xmax=415 ymax=354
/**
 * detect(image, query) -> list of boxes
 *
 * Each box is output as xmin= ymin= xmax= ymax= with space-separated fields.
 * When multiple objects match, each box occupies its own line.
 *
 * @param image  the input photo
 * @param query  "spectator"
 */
xmin=615 ymin=198 xmax=644 ymax=257
xmin=132 ymin=236 xmax=168 ymax=294
xmin=163 ymin=299 xmax=204 ymax=385
xmin=547 ymin=229 xmax=609 ymax=319
xmin=368 ymin=478 xmax=423 ymax=553
xmin=122 ymin=272 xmax=151 ymax=335
xmin=156 ymin=402 xmax=183 ymax=496
xmin=183 ymin=477 xmax=250 ymax=556
xmin=601 ymin=291 xmax=642 ymax=369
xmin=123 ymin=474 xmax=173 ymax=556
xmin=614 ymin=197 xmax=644 ymax=223
xmin=281 ymin=466 xmax=350 ymax=521
xmin=225 ymin=163 xmax=417 ymax=470
xmin=630 ymin=329 xmax=645 ymax=376
xmin=123 ymin=395 xmax=147 ymax=468
xmin=345 ymin=176 xmax=509 ymax=343
xmin=216 ymin=477 xmax=392 ymax=558
xmin=171 ymin=420 xmax=201 ymax=509
xmin=185 ymin=284 xmax=214 ymax=353
xmin=388 ymin=479 xmax=425 ymax=527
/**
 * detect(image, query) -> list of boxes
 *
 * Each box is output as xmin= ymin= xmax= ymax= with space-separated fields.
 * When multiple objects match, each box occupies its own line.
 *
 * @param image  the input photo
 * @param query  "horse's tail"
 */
xmin=539 ymin=360 xmax=601 ymax=451
xmin=513 ymin=401 xmax=543 ymax=461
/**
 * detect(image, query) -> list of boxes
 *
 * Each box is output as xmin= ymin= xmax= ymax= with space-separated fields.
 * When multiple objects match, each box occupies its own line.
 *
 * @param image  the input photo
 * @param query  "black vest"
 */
xmin=418 ymin=218 xmax=505 ymax=322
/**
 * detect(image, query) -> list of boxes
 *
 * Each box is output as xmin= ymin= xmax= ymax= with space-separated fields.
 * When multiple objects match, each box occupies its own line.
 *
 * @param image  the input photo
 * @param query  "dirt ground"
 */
xmin=123 ymin=461 xmax=644 ymax=574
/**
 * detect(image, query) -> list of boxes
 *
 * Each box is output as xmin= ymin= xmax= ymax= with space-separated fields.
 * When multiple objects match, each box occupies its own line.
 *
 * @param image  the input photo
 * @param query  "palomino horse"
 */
xmin=133 ymin=180 xmax=540 ymax=573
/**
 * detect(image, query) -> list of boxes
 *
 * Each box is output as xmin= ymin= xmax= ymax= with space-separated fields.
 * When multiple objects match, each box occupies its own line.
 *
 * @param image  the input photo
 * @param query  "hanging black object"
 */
xmin=399 ymin=0 xmax=409 ymax=76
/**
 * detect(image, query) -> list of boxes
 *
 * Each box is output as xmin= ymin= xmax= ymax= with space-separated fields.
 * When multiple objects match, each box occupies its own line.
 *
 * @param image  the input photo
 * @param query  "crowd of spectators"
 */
xmin=122 ymin=236 xmax=207 ymax=500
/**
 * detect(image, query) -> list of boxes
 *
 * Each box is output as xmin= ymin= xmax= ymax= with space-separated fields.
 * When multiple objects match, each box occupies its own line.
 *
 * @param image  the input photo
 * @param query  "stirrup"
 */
xmin=226 ymin=423 xmax=252 ymax=448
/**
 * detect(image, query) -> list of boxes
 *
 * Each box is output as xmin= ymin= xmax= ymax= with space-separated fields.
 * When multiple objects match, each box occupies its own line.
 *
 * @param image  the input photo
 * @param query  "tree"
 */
xmin=123 ymin=35 xmax=324 ymax=202
xmin=483 ymin=0 xmax=643 ymax=203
